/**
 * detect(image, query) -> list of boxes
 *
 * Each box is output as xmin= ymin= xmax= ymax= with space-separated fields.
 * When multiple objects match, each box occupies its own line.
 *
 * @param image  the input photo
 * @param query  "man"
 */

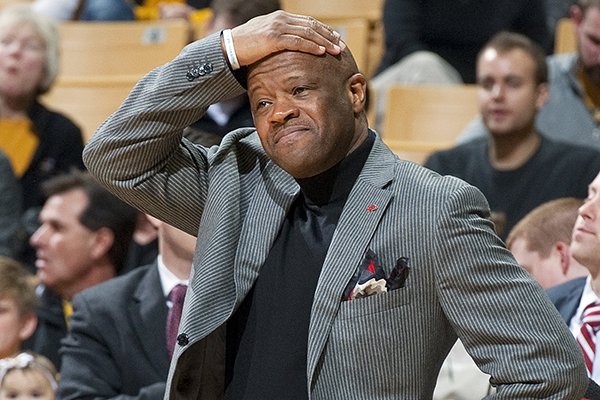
xmin=507 ymin=197 xmax=589 ymax=288
xmin=548 ymin=171 xmax=600 ymax=385
xmin=460 ymin=0 xmax=600 ymax=151
xmin=58 ymin=217 xmax=195 ymax=400
xmin=425 ymin=31 xmax=600 ymax=239
xmin=83 ymin=11 xmax=592 ymax=398
xmin=24 ymin=170 xmax=138 ymax=369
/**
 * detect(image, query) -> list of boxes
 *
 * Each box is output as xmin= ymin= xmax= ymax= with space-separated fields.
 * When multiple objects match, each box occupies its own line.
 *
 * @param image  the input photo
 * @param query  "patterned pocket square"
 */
xmin=342 ymin=250 xmax=410 ymax=301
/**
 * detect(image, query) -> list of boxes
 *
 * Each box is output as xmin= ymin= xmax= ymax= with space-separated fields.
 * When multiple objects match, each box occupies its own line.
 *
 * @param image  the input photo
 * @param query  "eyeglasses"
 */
xmin=0 ymin=352 xmax=57 ymax=390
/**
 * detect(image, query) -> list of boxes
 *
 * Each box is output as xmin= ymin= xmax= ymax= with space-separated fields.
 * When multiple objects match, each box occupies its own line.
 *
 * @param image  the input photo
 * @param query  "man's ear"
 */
xmin=556 ymin=241 xmax=570 ymax=275
xmin=90 ymin=227 xmax=115 ymax=260
xmin=571 ymin=4 xmax=584 ymax=26
xmin=348 ymin=73 xmax=367 ymax=114
xmin=535 ymin=83 xmax=549 ymax=110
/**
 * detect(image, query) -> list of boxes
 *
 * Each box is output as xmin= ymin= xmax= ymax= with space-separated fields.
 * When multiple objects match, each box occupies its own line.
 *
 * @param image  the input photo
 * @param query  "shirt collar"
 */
xmin=157 ymin=255 xmax=189 ymax=299
xmin=576 ymin=275 xmax=600 ymax=320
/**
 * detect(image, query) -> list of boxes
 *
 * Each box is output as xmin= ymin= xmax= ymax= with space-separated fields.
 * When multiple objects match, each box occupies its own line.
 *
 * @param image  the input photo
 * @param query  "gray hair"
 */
xmin=0 ymin=4 xmax=59 ymax=94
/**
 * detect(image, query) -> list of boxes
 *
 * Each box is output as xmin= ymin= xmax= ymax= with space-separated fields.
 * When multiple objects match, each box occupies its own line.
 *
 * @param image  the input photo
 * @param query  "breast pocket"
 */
xmin=337 ymin=286 xmax=412 ymax=320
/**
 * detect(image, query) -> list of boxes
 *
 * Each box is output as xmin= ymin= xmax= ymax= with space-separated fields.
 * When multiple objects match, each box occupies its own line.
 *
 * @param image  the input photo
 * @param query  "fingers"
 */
xmin=276 ymin=14 xmax=343 ymax=56
xmin=230 ymin=11 xmax=345 ymax=67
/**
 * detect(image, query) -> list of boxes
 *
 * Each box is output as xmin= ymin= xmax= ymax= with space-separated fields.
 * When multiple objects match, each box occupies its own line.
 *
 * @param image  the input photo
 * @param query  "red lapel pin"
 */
xmin=367 ymin=204 xmax=378 ymax=212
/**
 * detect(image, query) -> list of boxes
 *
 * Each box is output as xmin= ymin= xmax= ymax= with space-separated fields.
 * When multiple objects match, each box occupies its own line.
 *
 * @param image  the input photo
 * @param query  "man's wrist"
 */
xmin=222 ymin=29 xmax=240 ymax=70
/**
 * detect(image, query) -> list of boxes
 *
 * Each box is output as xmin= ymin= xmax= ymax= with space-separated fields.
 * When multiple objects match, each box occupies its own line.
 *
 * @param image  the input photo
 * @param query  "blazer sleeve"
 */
xmin=59 ymin=294 xmax=166 ymax=400
xmin=82 ymin=32 xmax=247 ymax=236
xmin=432 ymin=182 xmax=588 ymax=398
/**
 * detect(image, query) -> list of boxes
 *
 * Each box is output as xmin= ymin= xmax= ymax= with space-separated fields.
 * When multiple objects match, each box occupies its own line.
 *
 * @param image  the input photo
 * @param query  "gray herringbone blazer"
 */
xmin=83 ymin=32 xmax=589 ymax=399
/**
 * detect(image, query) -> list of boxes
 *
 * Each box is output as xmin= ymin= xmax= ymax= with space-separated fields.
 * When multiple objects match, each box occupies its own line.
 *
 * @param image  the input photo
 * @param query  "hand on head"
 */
xmin=228 ymin=10 xmax=345 ymax=68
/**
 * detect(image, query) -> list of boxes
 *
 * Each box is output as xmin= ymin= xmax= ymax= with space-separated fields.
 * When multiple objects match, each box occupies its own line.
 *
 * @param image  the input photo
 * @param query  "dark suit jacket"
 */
xmin=59 ymin=263 xmax=170 ymax=400
xmin=547 ymin=277 xmax=587 ymax=324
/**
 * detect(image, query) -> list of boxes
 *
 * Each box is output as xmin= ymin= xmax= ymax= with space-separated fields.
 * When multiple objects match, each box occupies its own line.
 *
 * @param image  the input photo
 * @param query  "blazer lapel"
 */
xmin=130 ymin=263 xmax=170 ymax=375
xmin=182 ymin=157 xmax=299 ymax=344
xmin=306 ymin=135 xmax=397 ymax=388
xmin=233 ymin=161 xmax=299 ymax=305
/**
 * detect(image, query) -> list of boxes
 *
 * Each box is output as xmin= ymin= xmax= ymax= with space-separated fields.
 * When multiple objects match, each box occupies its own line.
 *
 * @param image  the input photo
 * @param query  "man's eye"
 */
xmin=478 ymin=80 xmax=493 ymax=91
xmin=256 ymin=100 xmax=270 ymax=110
xmin=292 ymin=87 xmax=307 ymax=96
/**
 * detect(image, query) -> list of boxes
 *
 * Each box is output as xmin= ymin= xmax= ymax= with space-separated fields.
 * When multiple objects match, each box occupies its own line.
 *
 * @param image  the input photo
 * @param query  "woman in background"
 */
xmin=0 ymin=5 xmax=85 ymax=267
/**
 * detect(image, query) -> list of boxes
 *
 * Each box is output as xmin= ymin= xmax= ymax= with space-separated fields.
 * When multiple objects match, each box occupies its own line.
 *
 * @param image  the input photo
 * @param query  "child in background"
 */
xmin=0 ymin=257 xmax=38 ymax=359
xmin=0 ymin=352 xmax=58 ymax=400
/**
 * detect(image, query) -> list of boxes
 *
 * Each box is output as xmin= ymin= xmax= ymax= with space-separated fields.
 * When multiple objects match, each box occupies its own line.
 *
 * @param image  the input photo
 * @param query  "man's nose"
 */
xmin=29 ymin=225 xmax=46 ymax=247
xmin=490 ymin=83 xmax=505 ymax=99
xmin=269 ymin=99 xmax=299 ymax=124
xmin=579 ymin=199 xmax=597 ymax=221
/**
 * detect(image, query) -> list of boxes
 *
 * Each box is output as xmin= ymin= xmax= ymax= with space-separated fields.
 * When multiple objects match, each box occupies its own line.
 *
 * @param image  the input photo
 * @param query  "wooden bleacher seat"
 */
xmin=281 ymin=0 xmax=384 ymax=78
xmin=281 ymin=0 xmax=382 ymax=21
xmin=381 ymin=84 xmax=480 ymax=164
xmin=0 ymin=0 xmax=31 ymax=9
xmin=40 ymin=75 xmax=138 ymax=142
xmin=56 ymin=19 xmax=189 ymax=77
xmin=554 ymin=18 xmax=576 ymax=54
xmin=41 ymin=20 xmax=189 ymax=141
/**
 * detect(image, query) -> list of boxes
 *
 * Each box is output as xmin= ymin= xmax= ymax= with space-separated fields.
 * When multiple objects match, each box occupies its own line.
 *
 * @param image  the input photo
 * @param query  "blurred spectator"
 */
xmin=59 ymin=217 xmax=195 ymax=400
xmin=0 ymin=4 xmax=85 ymax=269
xmin=460 ymin=0 xmax=600 ymax=151
xmin=0 ymin=151 xmax=22 ymax=259
xmin=507 ymin=197 xmax=588 ymax=288
xmin=0 ymin=257 xmax=38 ymax=360
xmin=33 ymin=0 xmax=134 ymax=21
xmin=370 ymin=0 xmax=550 ymax=134
xmin=0 ymin=352 xmax=58 ymax=400
xmin=0 ymin=4 xmax=84 ymax=212
xmin=546 ymin=0 xmax=577 ymax=44
xmin=547 ymin=171 xmax=600 ymax=385
xmin=32 ymin=0 xmax=211 ymax=21
xmin=425 ymin=32 xmax=600 ymax=239
xmin=374 ymin=0 xmax=550 ymax=83
xmin=23 ymin=170 xmax=138 ymax=369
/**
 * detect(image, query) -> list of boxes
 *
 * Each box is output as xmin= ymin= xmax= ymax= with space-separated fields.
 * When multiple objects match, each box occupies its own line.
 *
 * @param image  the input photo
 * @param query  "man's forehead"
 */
xmin=250 ymin=51 xmax=327 ymax=75
xmin=247 ymin=51 xmax=330 ymax=89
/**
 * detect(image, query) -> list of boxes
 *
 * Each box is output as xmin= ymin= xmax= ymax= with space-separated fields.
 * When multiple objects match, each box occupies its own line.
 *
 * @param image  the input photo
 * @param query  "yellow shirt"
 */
xmin=578 ymin=64 xmax=600 ymax=123
xmin=135 ymin=0 xmax=211 ymax=22
xmin=63 ymin=300 xmax=73 ymax=329
xmin=0 ymin=119 xmax=39 ymax=177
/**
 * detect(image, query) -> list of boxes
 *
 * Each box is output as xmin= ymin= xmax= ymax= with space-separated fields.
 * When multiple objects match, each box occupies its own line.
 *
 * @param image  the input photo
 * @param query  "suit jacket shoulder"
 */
xmin=547 ymin=276 xmax=587 ymax=324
